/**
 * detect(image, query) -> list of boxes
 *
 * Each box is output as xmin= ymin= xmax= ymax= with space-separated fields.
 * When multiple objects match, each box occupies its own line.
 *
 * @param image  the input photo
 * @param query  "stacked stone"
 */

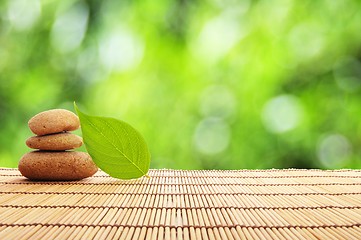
xmin=19 ymin=109 xmax=98 ymax=181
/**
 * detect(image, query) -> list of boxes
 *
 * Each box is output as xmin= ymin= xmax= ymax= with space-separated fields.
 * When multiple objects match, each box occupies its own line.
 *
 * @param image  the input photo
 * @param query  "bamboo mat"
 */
xmin=0 ymin=168 xmax=361 ymax=239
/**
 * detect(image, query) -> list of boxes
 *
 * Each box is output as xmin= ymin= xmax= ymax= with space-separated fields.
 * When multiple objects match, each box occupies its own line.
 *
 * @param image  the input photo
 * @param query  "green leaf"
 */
xmin=74 ymin=103 xmax=151 ymax=179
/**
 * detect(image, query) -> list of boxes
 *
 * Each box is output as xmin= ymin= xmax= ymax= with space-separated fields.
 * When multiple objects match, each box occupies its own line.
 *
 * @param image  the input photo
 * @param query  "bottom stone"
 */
xmin=18 ymin=151 xmax=98 ymax=181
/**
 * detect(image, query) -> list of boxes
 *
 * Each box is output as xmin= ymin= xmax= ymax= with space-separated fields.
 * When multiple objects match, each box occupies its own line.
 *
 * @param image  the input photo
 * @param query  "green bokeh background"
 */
xmin=1 ymin=0 xmax=361 ymax=169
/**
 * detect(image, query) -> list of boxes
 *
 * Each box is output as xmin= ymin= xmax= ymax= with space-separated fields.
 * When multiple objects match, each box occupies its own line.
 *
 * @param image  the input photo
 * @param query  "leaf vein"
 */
xmin=103 ymin=120 xmax=145 ymax=175
xmin=82 ymin=116 xmax=143 ymax=175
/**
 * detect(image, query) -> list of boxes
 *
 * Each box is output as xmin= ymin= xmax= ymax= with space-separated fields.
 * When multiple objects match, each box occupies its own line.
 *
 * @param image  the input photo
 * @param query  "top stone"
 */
xmin=28 ymin=109 xmax=80 ymax=136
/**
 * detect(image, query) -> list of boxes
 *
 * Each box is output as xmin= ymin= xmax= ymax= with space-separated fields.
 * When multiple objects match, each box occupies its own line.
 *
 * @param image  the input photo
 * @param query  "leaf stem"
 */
xmin=144 ymin=174 xmax=150 ymax=179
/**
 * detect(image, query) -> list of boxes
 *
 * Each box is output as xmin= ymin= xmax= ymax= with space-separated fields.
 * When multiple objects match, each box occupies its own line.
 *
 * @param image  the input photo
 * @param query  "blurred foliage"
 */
xmin=1 ymin=0 xmax=361 ymax=169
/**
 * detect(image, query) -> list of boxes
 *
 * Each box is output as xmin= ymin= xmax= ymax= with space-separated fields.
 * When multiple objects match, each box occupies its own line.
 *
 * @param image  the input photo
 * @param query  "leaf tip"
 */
xmin=73 ymin=101 xmax=78 ymax=113
xmin=73 ymin=102 xmax=84 ymax=118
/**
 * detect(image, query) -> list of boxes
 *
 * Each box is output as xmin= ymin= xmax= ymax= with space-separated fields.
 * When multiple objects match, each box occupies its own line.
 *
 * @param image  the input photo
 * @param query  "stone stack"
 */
xmin=19 ymin=109 xmax=98 ymax=181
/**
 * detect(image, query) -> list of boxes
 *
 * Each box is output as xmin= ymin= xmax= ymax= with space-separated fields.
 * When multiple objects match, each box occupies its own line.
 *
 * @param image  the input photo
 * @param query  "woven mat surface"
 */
xmin=0 ymin=168 xmax=360 ymax=239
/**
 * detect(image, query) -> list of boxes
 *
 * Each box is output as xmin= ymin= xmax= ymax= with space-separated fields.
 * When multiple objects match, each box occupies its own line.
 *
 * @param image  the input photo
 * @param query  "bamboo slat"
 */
xmin=0 ymin=168 xmax=360 ymax=239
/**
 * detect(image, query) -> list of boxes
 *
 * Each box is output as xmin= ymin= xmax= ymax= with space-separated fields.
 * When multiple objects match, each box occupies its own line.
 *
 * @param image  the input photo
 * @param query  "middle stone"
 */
xmin=26 ymin=132 xmax=83 ymax=151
